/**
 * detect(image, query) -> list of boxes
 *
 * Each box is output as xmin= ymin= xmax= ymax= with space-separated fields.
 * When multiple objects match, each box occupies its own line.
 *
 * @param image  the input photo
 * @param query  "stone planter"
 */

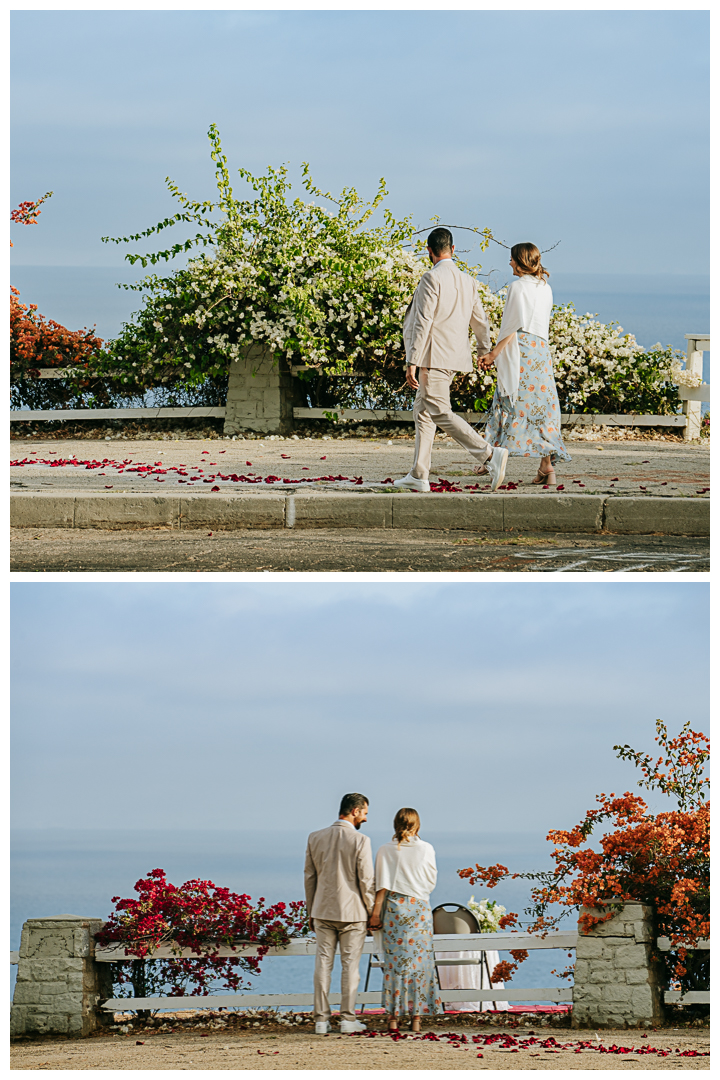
xmin=223 ymin=346 xmax=295 ymax=436
xmin=572 ymin=902 xmax=665 ymax=1028
xmin=11 ymin=916 xmax=113 ymax=1037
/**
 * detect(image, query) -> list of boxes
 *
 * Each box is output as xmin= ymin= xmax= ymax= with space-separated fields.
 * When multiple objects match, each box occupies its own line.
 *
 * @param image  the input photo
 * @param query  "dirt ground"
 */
xmin=11 ymin=1017 xmax=710 ymax=1071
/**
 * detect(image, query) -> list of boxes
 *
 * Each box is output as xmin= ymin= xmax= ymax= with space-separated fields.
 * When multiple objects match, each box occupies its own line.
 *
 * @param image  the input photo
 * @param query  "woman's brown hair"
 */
xmin=393 ymin=807 xmax=421 ymax=845
xmin=511 ymin=242 xmax=549 ymax=280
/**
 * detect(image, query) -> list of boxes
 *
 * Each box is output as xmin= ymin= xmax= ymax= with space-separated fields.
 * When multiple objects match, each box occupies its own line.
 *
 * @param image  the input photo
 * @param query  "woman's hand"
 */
xmin=477 ymin=352 xmax=496 ymax=370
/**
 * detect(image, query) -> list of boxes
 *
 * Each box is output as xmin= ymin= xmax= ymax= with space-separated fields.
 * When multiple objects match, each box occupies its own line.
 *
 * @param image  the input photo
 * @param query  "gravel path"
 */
xmin=11 ymin=1023 xmax=710 ymax=1070
xmin=10 ymin=436 xmax=710 ymax=499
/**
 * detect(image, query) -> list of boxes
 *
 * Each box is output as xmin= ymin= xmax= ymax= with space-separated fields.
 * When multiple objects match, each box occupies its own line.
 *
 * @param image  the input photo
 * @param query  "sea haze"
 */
xmin=11 ymin=828 xmax=572 ymax=1006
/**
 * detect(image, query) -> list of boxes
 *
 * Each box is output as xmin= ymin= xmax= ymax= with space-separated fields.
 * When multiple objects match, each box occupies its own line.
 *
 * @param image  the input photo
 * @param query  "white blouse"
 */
xmin=374 ymin=836 xmax=438 ymax=903
xmin=496 ymin=275 xmax=553 ymax=403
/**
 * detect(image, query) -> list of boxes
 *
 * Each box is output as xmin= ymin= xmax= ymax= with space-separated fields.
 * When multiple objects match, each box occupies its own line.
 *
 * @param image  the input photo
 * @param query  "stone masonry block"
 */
xmin=11 ymin=983 xmax=41 ymax=1005
xmin=25 ymin=928 xmax=76 ymax=957
xmin=632 ymin=920 xmax=653 ymax=943
xmin=575 ymin=938 xmax=604 ymax=959
xmin=615 ymin=943 xmax=650 ymax=967
xmin=572 ymin=959 xmax=591 ymax=981
xmin=22 ymin=957 xmax=82 ymax=980
xmin=631 ymin=986 xmax=657 ymax=1013
xmin=604 ymin=984 xmax=634 ymax=1004
xmin=587 ymin=967 xmax=620 ymax=984
xmin=625 ymin=967 xmax=651 ymax=984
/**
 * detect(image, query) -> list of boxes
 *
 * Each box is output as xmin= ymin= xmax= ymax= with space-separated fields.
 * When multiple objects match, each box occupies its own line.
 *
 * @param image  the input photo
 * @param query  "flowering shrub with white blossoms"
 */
xmin=355 ymin=284 xmax=685 ymax=417
xmin=468 ymin=896 xmax=507 ymax=934
xmin=88 ymin=124 xmax=687 ymax=420
xmin=94 ymin=124 xmax=444 ymax=395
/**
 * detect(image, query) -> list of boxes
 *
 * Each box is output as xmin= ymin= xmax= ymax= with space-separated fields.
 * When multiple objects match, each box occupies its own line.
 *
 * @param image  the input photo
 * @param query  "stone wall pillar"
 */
xmin=572 ymin=902 xmax=665 ymax=1028
xmin=223 ymin=346 xmax=295 ymax=436
xmin=10 ymin=916 xmax=113 ymax=1037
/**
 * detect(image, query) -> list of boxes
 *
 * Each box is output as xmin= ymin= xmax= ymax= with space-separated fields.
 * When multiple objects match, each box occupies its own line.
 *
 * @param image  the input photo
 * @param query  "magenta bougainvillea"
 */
xmin=96 ymin=869 xmax=309 ymax=1005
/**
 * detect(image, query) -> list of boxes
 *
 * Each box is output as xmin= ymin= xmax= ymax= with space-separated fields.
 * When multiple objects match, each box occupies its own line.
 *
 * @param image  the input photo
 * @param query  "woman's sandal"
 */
xmin=410 ymin=1018 xmax=422 ymax=1033
xmin=532 ymin=467 xmax=556 ymax=486
xmin=388 ymin=1019 xmax=399 ymax=1032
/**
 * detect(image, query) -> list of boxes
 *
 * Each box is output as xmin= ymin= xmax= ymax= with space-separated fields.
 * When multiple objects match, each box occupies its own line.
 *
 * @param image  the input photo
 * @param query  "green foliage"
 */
xmin=95 ymin=125 xmax=479 ymax=392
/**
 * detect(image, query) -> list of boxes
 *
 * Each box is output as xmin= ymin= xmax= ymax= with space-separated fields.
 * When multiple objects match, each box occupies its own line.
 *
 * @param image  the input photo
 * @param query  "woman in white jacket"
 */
xmin=368 ymin=808 xmax=443 ymax=1032
xmin=478 ymin=242 xmax=571 ymax=486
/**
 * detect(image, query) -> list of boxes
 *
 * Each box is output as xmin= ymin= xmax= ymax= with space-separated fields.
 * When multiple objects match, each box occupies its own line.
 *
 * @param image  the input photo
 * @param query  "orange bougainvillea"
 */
xmin=11 ymin=286 xmax=105 ymax=377
xmin=10 ymin=191 xmax=53 ymax=241
xmin=459 ymin=721 xmax=709 ymax=994
xmin=10 ymin=193 xmax=106 ymax=382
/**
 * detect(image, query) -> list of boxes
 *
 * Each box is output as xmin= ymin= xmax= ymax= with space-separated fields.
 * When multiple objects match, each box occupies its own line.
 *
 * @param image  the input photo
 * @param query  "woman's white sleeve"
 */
xmin=374 ymin=847 xmax=391 ymax=892
xmin=497 ymin=281 xmax=524 ymax=340
xmin=495 ymin=282 xmax=523 ymax=403
xmin=427 ymin=846 xmax=438 ymax=892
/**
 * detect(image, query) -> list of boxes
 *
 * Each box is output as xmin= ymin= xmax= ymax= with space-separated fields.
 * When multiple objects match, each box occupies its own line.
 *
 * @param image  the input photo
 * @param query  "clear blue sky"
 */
xmin=12 ymin=582 xmax=709 ymax=840
xmin=11 ymin=8 xmax=709 ymax=275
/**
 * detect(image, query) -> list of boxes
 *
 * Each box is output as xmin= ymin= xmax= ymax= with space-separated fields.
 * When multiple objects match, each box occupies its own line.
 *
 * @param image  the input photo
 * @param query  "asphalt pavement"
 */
xmin=10 ymin=527 xmax=709 ymax=573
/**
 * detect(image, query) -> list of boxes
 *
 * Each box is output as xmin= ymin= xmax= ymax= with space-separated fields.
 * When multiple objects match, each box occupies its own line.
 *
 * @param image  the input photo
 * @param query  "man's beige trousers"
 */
xmin=411 ymin=367 xmax=492 ymax=480
xmin=313 ymin=919 xmax=367 ymax=1023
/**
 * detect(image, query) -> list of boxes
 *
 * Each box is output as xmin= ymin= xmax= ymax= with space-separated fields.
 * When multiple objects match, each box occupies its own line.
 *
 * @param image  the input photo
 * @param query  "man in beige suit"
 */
xmin=395 ymin=226 xmax=509 ymax=492
xmin=305 ymin=793 xmax=375 ymax=1035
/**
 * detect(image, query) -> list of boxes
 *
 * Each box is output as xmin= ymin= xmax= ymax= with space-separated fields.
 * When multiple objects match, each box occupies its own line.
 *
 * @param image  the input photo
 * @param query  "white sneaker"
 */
xmin=315 ymin=1021 xmax=331 ymax=1034
xmin=339 ymin=1019 xmax=367 ymax=1034
xmin=394 ymin=472 xmax=430 ymax=492
xmin=485 ymin=447 xmax=509 ymax=492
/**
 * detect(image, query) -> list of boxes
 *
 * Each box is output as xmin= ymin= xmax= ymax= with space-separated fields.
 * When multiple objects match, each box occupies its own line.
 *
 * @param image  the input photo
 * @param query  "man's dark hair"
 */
xmin=427 ymin=227 xmax=453 ymax=256
xmin=339 ymin=793 xmax=369 ymax=817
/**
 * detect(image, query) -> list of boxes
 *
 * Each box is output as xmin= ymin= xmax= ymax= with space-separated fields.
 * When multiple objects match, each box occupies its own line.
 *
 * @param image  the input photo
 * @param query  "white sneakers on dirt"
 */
xmin=315 ymin=1021 xmax=331 ymax=1034
xmin=485 ymin=447 xmax=509 ymax=491
xmin=339 ymin=1019 xmax=367 ymax=1034
xmin=394 ymin=472 xmax=431 ymax=492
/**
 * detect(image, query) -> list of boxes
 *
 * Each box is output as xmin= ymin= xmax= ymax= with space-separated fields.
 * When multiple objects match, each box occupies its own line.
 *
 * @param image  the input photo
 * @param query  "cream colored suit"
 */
xmin=404 ymin=258 xmax=494 ymax=480
xmin=305 ymin=820 xmax=375 ymax=1023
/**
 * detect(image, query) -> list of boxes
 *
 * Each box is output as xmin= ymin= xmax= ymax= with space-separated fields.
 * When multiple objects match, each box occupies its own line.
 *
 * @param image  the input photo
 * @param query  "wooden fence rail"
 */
xmin=92 ymin=931 xmax=577 ymax=1012
xmin=10 ymin=333 xmax=709 ymax=438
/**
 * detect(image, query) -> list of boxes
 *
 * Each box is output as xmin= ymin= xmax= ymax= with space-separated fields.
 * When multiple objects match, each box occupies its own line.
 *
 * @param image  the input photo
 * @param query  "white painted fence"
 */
xmin=656 ymin=937 xmax=710 ymax=1004
xmin=11 ymin=333 xmax=710 ymax=435
xmin=680 ymin=334 xmax=711 ymax=439
xmin=93 ymin=931 xmax=576 ymax=1012
xmin=11 ymin=932 xmax=709 ymax=1009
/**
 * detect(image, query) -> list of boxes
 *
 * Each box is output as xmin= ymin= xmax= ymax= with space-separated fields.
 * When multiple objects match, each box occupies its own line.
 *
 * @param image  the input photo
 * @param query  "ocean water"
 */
xmin=11 ymin=828 xmax=572 ymax=1009
xmin=10 ymin=266 xmax=710 ymax=367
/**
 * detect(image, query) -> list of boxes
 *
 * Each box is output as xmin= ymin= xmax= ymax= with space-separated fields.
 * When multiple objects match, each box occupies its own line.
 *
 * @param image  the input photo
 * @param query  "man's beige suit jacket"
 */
xmin=304 ymin=820 xmax=375 ymax=922
xmin=403 ymin=258 xmax=492 ymax=372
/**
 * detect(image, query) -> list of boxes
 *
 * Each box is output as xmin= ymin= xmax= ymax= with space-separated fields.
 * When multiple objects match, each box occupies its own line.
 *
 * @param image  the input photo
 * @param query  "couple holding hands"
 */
xmin=304 ymin=793 xmax=442 ymax=1034
xmin=395 ymin=227 xmax=571 ymax=493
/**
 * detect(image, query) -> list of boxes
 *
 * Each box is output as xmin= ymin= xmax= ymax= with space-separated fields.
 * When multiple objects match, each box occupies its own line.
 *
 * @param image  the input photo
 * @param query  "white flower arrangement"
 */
xmin=468 ymin=895 xmax=506 ymax=934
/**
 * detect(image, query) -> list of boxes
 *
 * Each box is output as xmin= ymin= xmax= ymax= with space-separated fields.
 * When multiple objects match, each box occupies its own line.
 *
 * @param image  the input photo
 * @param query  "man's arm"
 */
xmin=304 ymin=842 xmax=317 ymax=931
xmin=469 ymin=287 xmax=492 ymax=357
xmin=406 ymin=272 xmax=439 ymax=372
xmin=356 ymin=836 xmax=375 ymax=918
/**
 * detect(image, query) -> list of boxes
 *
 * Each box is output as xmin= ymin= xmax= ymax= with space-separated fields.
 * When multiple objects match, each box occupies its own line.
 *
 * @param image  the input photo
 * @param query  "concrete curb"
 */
xmin=10 ymin=491 xmax=710 ymax=535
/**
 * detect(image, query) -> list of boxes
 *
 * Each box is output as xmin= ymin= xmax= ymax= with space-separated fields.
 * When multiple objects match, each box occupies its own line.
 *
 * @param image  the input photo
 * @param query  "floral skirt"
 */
xmin=381 ymin=891 xmax=443 ymax=1017
xmin=485 ymin=332 xmax=572 ymax=464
